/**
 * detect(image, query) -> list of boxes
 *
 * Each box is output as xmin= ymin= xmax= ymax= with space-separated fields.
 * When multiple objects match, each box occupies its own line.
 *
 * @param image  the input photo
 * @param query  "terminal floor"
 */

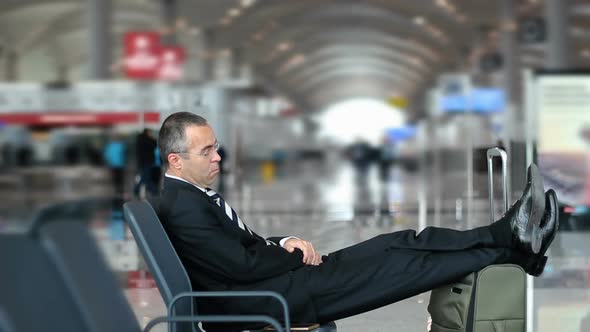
xmin=1 ymin=160 xmax=588 ymax=332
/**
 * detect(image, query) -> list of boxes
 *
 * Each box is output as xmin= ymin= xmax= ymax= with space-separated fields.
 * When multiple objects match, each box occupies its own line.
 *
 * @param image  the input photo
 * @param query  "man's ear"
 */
xmin=168 ymin=153 xmax=182 ymax=170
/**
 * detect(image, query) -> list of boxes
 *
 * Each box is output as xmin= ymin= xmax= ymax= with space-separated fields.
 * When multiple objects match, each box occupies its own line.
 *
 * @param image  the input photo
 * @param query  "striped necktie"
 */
xmin=205 ymin=188 xmax=277 ymax=246
xmin=206 ymin=188 xmax=253 ymax=235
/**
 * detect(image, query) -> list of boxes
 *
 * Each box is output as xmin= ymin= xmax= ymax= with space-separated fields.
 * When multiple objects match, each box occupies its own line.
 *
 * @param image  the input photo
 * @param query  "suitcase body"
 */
xmin=428 ymin=148 xmax=526 ymax=332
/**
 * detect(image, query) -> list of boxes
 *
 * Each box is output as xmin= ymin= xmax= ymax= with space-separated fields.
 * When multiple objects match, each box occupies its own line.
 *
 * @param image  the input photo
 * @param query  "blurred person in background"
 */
xmin=346 ymin=137 xmax=373 ymax=183
xmin=87 ymin=138 xmax=104 ymax=166
xmin=378 ymin=135 xmax=396 ymax=182
xmin=64 ymin=144 xmax=80 ymax=165
xmin=134 ymin=128 xmax=158 ymax=198
xmin=152 ymin=144 xmax=162 ymax=195
xmin=103 ymin=132 xmax=126 ymax=198
xmin=2 ymin=142 xmax=13 ymax=168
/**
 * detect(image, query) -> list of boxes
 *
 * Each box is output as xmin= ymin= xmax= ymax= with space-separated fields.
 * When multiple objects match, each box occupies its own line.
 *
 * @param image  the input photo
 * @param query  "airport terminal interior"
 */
xmin=0 ymin=0 xmax=589 ymax=331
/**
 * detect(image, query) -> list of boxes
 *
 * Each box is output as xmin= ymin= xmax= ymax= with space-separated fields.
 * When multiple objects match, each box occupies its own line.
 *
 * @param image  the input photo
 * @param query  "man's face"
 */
xmin=178 ymin=125 xmax=221 ymax=188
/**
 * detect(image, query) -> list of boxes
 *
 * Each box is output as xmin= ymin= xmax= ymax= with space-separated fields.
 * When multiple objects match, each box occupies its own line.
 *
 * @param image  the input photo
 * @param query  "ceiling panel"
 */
xmin=0 ymin=0 xmax=586 ymax=115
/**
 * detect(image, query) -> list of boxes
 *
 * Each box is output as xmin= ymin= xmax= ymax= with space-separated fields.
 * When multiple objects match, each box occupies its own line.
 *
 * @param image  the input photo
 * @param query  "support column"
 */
xmin=545 ymin=0 xmax=571 ymax=69
xmin=4 ymin=50 xmax=18 ymax=81
xmin=231 ymin=47 xmax=244 ymax=79
xmin=228 ymin=47 xmax=253 ymax=83
xmin=160 ymin=0 xmax=178 ymax=45
xmin=49 ymin=40 xmax=70 ymax=82
xmin=56 ymin=64 xmax=69 ymax=82
xmin=87 ymin=0 xmax=112 ymax=79
xmin=497 ymin=0 xmax=528 ymax=196
xmin=470 ymin=26 xmax=492 ymax=87
xmin=301 ymin=115 xmax=318 ymax=139
xmin=500 ymin=0 xmax=520 ymax=107
xmin=200 ymin=28 xmax=215 ymax=82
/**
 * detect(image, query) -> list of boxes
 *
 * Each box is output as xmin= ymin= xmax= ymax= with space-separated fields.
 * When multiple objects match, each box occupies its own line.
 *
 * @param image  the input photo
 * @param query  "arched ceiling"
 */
xmin=0 ymin=0 xmax=589 ymax=118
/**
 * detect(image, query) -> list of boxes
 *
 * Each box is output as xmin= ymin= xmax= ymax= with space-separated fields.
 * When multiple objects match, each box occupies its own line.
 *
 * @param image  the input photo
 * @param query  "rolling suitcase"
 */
xmin=427 ymin=148 xmax=526 ymax=332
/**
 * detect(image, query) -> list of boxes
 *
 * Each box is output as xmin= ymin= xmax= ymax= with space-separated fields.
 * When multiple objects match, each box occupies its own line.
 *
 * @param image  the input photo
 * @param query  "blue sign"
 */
xmin=439 ymin=88 xmax=506 ymax=113
xmin=386 ymin=126 xmax=417 ymax=141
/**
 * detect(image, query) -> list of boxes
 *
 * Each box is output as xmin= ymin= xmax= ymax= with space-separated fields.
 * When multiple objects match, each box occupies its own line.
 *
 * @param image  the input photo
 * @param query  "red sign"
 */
xmin=279 ymin=107 xmax=299 ymax=117
xmin=0 ymin=112 xmax=160 ymax=125
xmin=123 ymin=32 xmax=161 ymax=79
xmin=123 ymin=31 xmax=186 ymax=81
xmin=157 ymin=46 xmax=186 ymax=81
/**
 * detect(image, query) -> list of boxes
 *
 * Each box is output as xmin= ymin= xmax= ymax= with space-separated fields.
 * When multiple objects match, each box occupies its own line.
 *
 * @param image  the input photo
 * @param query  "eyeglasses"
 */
xmin=177 ymin=141 xmax=220 ymax=158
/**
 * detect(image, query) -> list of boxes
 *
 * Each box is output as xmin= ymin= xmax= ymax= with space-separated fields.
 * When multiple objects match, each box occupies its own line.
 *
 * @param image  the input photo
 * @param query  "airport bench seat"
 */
xmin=124 ymin=199 xmax=337 ymax=332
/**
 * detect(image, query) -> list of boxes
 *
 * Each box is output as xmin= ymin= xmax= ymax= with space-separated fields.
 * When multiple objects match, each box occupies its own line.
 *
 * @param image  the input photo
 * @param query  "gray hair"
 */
xmin=158 ymin=112 xmax=208 ymax=168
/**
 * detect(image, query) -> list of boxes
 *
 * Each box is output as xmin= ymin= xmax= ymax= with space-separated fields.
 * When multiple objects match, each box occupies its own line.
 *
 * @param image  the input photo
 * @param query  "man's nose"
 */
xmin=211 ymin=150 xmax=222 ymax=162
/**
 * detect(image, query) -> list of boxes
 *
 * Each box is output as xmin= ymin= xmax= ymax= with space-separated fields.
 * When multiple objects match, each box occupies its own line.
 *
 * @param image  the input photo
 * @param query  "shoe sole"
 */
xmin=527 ymin=163 xmax=545 ymax=254
xmin=531 ymin=189 xmax=560 ymax=276
xmin=538 ymin=189 xmax=559 ymax=257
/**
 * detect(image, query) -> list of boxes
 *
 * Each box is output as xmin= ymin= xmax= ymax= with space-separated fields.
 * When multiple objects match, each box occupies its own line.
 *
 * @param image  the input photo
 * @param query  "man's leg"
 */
xmin=322 ymin=225 xmax=498 ymax=264
xmin=307 ymin=246 xmax=517 ymax=323
xmin=323 ymin=163 xmax=548 ymax=264
xmin=113 ymin=168 xmax=124 ymax=196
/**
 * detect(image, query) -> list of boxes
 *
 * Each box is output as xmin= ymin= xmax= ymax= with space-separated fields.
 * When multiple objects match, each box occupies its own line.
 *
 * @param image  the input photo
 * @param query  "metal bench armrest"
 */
xmin=168 ymin=291 xmax=290 ymax=331
xmin=144 ymin=314 xmax=283 ymax=332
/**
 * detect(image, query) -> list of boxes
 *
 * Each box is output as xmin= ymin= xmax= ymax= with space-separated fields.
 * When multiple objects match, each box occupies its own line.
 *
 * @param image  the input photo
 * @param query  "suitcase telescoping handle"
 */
xmin=487 ymin=147 xmax=509 ymax=223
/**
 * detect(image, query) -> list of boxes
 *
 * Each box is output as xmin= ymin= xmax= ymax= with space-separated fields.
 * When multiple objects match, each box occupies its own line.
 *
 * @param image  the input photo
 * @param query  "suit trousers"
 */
xmin=294 ymin=225 xmax=517 ymax=323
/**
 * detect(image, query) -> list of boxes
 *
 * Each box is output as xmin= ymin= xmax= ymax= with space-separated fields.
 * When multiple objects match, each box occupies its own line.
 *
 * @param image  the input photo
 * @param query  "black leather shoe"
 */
xmin=503 ymin=163 xmax=545 ymax=254
xmin=527 ymin=189 xmax=559 ymax=277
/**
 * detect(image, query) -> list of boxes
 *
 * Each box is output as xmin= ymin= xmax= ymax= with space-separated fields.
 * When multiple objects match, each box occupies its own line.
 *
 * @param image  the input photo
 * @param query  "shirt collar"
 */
xmin=164 ymin=173 xmax=207 ymax=193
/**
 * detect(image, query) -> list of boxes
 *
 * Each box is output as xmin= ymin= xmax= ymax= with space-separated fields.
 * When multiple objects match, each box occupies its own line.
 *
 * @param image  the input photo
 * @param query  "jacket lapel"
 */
xmin=163 ymin=177 xmax=252 ymax=235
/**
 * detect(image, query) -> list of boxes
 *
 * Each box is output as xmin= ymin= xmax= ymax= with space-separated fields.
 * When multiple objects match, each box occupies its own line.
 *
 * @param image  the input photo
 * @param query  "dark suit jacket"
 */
xmin=158 ymin=177 xmax=318 ymax=329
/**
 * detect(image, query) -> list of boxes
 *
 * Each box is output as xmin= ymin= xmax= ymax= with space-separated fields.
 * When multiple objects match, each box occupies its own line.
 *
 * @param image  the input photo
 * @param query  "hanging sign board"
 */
xmin=536 ymin=73 xmax=590 ymax=206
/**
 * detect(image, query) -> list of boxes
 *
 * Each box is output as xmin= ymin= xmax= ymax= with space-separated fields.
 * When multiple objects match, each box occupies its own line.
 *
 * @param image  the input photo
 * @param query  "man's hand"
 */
xmin=283 ymin=238 xmax=322 ymax=265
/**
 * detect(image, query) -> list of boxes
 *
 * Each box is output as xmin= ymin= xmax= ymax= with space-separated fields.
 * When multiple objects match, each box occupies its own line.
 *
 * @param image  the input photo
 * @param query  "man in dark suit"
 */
xmin=156 ymin=112 xmax=559 ymax=331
